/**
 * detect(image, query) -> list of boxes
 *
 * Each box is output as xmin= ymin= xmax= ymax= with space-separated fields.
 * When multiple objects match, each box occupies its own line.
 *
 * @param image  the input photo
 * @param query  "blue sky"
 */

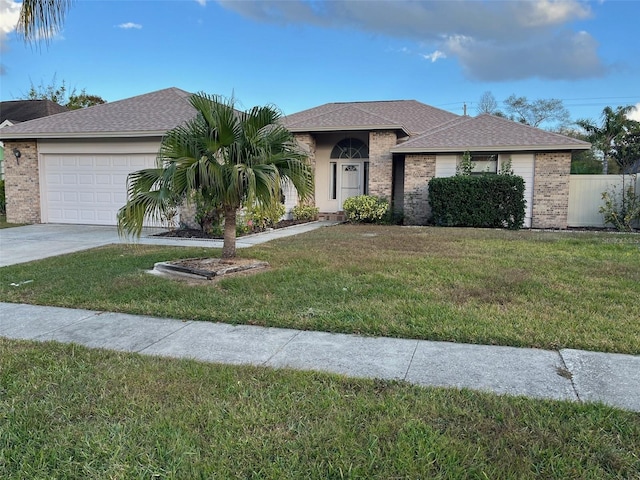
xmin=1 ymin=0 xmax=639 ymax=125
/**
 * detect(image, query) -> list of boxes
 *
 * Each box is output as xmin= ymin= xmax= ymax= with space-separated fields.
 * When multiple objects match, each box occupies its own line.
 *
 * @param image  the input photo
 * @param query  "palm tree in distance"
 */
xmin=17 ymin=0 xmax=73 ymax=43
xmin=117 ymin=93 xmax=314 ymax=259
xmin=576 ymin=106 xmax=635 ymax=175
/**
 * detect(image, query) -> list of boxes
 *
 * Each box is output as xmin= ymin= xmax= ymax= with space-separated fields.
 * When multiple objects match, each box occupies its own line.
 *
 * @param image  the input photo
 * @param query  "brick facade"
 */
xmin=3 ymin=140 xmax=41 ymax=224
xmin=368 ymin=130 xmax=397 ymax=199
xmin=403 ymin=154 xmax=436 ymax=225
xmin=293 ymin=133 xmax=317 ymax=206
xmin=531 ymin=152 xmax=571 ymax=229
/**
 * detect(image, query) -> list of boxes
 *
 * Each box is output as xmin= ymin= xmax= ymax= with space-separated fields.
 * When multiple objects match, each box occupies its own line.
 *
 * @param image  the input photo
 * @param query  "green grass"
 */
xmin=1 ymin=225 xmax=639 ymax=353
xmin=1 ymin=338 xmax=638 ymax=479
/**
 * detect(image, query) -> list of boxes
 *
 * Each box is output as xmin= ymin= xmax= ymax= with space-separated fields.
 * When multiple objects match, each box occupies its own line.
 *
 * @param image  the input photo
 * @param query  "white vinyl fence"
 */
xmin=568 ymin=175 xmax=640 ymax=227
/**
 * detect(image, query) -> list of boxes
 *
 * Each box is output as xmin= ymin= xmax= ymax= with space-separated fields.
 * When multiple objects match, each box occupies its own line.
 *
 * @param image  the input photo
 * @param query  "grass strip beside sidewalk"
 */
xmin=1 ymin=225 xmax=638 ymax=353
xmin=1 ymin=338 xmax=639 ymax=479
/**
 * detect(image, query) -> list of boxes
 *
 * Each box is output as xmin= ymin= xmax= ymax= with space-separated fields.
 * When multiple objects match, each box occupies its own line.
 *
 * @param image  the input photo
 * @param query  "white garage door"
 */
xmin=41 ymin=153 xmax=157 ymax=225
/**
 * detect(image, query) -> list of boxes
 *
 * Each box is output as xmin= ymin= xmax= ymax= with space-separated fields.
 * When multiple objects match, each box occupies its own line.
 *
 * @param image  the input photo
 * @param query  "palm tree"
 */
xmin=577 ymin=106 xmax=635 ymax=174
xmin=117 ymin=93 xmax=314 ymax=259
xmin=17 ymin=0 xmax=73 ymax=42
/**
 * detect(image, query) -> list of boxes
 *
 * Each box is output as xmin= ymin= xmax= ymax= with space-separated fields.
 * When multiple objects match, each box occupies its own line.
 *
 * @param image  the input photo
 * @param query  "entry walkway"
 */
xmin=1 ymin=302 xmax=638 ymax=412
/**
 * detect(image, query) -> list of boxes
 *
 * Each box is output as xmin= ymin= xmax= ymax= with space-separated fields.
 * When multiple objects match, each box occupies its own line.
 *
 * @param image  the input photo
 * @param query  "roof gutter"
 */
xmin=0 ymin=130 xmax=168 ymax=140
xmin=392 ymin=144 xmax=592 ymax=154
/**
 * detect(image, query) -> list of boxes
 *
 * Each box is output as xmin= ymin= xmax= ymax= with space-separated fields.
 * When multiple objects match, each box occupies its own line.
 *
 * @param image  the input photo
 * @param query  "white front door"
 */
xmin=339 ymin=163 xmax=361 ymax=209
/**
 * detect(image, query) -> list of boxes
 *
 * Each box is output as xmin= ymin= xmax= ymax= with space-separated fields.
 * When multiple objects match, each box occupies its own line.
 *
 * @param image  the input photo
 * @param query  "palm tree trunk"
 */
xmin=222 ymin=205 xmax=237 ymax=259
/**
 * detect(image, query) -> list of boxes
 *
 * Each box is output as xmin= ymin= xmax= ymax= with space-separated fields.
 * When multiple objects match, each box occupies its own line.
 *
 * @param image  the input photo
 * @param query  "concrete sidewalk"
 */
xmin=0 ymin=221 xmax=337 ymax=267
xmin=1 ymin=302 xmax=638 ymax=412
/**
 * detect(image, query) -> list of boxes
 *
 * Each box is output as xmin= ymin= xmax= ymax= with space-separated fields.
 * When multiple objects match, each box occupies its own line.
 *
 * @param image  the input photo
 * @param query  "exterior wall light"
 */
xmin=12 ymin=148 xmax=21 ymax=164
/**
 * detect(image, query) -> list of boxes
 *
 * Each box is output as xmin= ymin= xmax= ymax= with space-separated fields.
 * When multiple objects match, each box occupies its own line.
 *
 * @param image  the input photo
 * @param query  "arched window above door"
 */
xmin=330 ymin=138 xmax=369 ymax=159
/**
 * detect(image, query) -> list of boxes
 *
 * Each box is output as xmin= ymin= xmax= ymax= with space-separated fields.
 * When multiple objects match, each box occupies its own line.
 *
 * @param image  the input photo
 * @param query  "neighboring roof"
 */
xmin=0 ymin=99 xmax=68 ymax=125
xmin=392 ymin=114 xmax=591 ymax=153
xmin=282 ymin=100 xmax=460 ymax=136
xmin=0 ymin=88 xmax=195 ymax=140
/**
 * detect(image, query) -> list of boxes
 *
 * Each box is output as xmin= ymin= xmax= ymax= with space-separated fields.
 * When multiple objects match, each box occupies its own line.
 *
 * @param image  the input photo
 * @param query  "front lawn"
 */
xmin=2 ymin=338 xmax=638 ymax=479
xmin=1 ymin=225 xmax=638 ymax=353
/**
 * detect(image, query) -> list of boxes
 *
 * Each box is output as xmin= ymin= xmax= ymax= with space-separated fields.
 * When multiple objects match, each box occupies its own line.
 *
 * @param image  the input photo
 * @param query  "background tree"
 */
xmin=476 ymin=91 xmax=500 ymax=115
xmin=576 ymin=105 xmax=638 ymax=174
xmin=556 ymin=127 xmax=602 ymax=174
xmin=611 ymin=122 xmax=640 ymax=174
xmin=17 ymin=0 xmax=73 ymax=43
xmin=117 ymin=93 xmax=314 ymax=259
xmin=503 ymin=94 xmax=571 ymax=129
xmin=20 ymin=77 xmax=105 ymax=109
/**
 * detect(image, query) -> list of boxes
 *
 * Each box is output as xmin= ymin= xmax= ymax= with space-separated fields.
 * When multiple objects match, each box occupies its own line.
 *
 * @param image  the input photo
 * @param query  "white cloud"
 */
xmin=216 ymin=0 xmax=607 ymax=81
xmin=422 ymin=50 xmax=446 ymax=63
xmin=0 ymin=0 xmax=21 ymax=51
xmin=522 ymin=0 xmax=592 ymax=27
xmin=628 ymin=103 xmax=640 ymax=122
xmin=117 ymin=22 xmax=142 ymax=30
xmin=195 ymin=0 xmax=207 ymax=6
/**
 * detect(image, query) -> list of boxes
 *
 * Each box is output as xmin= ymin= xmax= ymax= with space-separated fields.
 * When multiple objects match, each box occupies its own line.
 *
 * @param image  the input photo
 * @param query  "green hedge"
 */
xmin=428 ymin=175 xmax=526 ymax=229
xmin=0 ymin=179 xmax=5 ymax=215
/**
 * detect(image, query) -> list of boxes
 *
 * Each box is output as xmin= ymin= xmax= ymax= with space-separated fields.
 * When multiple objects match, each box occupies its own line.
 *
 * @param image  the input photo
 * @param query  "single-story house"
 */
xmin=0 ymin=87 xmax=590 ymax=228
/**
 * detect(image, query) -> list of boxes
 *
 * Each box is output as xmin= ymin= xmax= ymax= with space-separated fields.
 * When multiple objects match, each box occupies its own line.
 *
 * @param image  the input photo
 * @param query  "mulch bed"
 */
xmin=154 ymin=219 xmax=312 ymax=239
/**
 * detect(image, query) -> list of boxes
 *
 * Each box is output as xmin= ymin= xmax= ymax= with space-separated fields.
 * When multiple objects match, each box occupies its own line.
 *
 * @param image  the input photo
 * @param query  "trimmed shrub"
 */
xmin=245 ymin=200 xmax=286 ymax=229
xmin=428 ymin=175 xmax=526 ymax=229
xmin=292 ymin=205 xmax=319 ymax=221
xmin=342 ymin=195 xmax=389 ymax=223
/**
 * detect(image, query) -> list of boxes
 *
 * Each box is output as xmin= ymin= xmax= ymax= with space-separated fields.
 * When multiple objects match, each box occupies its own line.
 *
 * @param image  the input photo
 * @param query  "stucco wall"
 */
xmin=531 ymin=152 xmax=572 ymax=229
xmin=3 ymin=140 xmax=40 ymax=224
xmin=300 ymin=132 xmax=370 ymax=212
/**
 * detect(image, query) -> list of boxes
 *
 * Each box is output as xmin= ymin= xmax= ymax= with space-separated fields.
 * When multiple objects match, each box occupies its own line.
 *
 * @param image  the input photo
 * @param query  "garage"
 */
xmin=40 ymin=152 xmax=156 ymax=225
xmin=0 ymin=88 xmax=196 ymax=225
xmin=38 ymin=140 xmax=161 ymax=225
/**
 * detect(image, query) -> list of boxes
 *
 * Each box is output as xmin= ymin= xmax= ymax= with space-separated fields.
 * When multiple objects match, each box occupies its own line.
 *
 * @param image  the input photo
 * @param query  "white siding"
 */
xmin=507 ymin=154 xmax=534 ymax=228
xmin=282 ymin=180 xmax=299 ymax=219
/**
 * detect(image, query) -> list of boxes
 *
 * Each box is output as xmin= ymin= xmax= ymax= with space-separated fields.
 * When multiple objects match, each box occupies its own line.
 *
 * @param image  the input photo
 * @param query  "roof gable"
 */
xmin=0 ymin=88 xmax=195 ymax=140
xmin=393 ymin=114 xmax=591 ymax=152
xmin=283 ymin=100 xmax=459 ymax=135
xmin=0 ymin=99 xmax=68 ymax=124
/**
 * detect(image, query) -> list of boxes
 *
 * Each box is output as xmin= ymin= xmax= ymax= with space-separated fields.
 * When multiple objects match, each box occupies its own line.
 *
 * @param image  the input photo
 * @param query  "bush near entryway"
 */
xmin=343 ymin=195 xmax=390 ymax=223
xmin=428 ymin=175 xmax=526 ymax=229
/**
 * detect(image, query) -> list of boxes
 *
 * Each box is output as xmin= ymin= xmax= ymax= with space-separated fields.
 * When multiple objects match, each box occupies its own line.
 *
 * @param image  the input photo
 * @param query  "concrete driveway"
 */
xmin=0 ymin=224 xmax=212 ymax=267
xmin=0 ymin=221 xmax=336 ymax=267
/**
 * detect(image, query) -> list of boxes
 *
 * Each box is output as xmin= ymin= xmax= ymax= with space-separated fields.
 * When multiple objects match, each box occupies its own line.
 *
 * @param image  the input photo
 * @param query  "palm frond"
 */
xmin=18 ymin=0 xmax=73 ymax=43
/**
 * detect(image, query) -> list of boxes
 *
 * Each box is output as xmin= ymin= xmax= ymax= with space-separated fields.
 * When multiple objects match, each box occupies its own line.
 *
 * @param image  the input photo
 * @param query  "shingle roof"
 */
xmin=0 ymin=88 xmax=195 ymax=139
xmin=392 ymin=114 xmax=591 ymax=152
xmin=0 ymin=99 xmax=68 ymax=124
xmin=282 ymin=100 xmax=460 ymax=135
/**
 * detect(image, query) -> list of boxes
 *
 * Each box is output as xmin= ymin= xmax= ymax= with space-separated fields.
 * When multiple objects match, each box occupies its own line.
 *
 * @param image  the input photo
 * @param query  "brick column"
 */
xmin=368 ymin=130 xmax=397 ymax=199
xmin=4 ymin=140 xmax=41 ymax=224
xmin=531 ymin=152 xmax=571 ymax=229
xmin=403 ymin=154 xmax=436 ymax=225
xmin=293 ymin=133 xmax=316 ymax=206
